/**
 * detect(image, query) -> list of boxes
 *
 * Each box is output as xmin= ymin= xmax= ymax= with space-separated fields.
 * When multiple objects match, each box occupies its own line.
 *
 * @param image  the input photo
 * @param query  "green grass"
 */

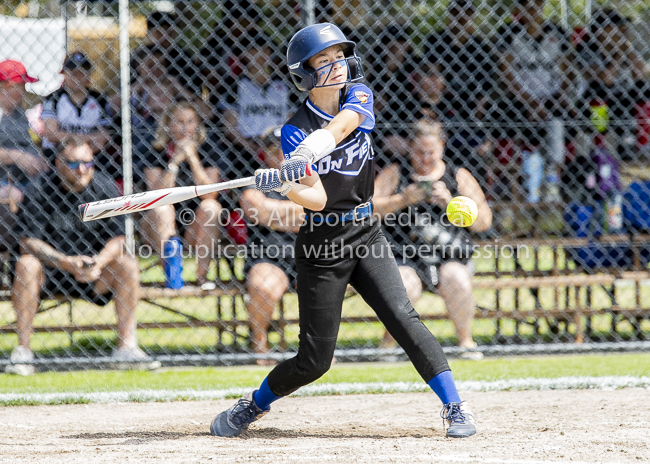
xmin=1 ymin=353 xmax=648 ymax=398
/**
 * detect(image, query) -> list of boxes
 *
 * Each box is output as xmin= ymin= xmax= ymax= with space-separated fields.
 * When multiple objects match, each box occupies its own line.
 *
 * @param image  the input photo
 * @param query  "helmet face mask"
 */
xmin=287 ymin=23 xmax=365 ymax=91
xmin=309 ymin=56 xmax=364 ymax=89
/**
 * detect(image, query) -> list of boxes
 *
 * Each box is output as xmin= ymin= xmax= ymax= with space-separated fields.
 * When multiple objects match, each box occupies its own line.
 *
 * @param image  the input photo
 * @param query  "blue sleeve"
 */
xmin=341 ymin=83 xmax=375 ymax=133
xmin=280 ymin=124 xmax=307 ymax=159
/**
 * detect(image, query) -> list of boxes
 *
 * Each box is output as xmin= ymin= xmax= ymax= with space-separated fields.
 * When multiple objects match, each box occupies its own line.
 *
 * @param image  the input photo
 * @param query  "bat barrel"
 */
xmin=79 ymin=177 xmax=255 ymax=222
xmin=78 ymin=204 xmax=88 ymax=222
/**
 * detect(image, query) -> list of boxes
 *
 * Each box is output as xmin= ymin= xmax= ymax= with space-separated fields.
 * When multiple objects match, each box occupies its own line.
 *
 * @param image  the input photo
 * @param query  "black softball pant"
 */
xmin=267 ymin=218 xmax=451 ymax=397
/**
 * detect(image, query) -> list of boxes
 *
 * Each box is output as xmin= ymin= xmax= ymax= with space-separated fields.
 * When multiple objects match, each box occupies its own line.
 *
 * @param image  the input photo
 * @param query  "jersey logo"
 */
xmin=315 ymin=133 xmax=373 ymax=177
xmin=354 ymin=91 xmax=370 ymax=104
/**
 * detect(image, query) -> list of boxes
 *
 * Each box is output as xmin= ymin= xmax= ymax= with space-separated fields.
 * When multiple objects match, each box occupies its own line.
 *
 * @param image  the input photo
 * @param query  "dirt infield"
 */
xmin=0 ymin=389 xmax=648 ymax=463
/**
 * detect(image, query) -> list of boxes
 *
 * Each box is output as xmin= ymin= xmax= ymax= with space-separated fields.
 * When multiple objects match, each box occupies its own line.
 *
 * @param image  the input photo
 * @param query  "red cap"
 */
xmin=0 ymin=60 xmax=38 ymax=83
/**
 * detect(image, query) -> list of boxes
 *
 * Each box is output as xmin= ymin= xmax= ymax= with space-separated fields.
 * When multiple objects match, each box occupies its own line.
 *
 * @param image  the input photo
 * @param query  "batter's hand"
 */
xmin=255 ymin=168 xmax=292 ymax=195
xmin=289 ymin=145 xmax=317 ymax=165
xmin=280 ymin=157 xmax=312 ymax=182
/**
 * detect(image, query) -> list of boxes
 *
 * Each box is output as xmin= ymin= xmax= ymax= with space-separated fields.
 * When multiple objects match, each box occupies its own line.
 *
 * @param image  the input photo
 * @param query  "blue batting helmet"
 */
xmin=286 ymin=23 xmax=364 ymax=91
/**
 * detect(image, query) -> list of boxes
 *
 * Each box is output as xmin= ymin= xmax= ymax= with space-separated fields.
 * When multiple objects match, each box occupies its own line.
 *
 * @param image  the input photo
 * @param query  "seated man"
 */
xmin=374 ymin=121 xmax=492 ymax=359
xmin=8 ymin=139 xmax=155 ymax=375
xmin=239 ymin=127 xmax=301 ymax=365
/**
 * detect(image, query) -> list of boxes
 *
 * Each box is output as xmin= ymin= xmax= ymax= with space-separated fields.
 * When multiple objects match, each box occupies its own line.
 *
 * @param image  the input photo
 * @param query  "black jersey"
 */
xmin=385 ymin=163 xmax=474 ymax=264
xmin=280 ymin=83 xmax=376 ymax=214
xmin=143 ymin=141 xmax=220 ymax=189
xmin=15 ymin=170 xmax=124 ymax=257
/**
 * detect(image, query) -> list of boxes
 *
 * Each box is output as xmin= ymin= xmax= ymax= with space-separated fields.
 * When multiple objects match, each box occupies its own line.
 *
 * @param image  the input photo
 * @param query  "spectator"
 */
xmin=41 ymin=52 xmax=113 ymax=173
xmin=376 ymin=62 xmax=445 ymax=174
xmin=141 ymin=102 xmax=222 ymax=286
xmin=7 ymin=139 xmax=153 ymax=376
xmin=0 ymin=60 xmax=49 ymax=194
xmin=427 ymin=0 xmax=495 ymax=123
xmin=577 ymin=9 xmax=648 ymax=161
xmin=0 ymin=60 xmax=49 ymax=247
xmin=426 ymin=0 xmax=495 ymax=185
xmin=221 ymin=31 xmax=288 ymax=178
xmin=131 ymin=47 xmax=195 ymax=131
xmin=369 ymin=24 xmax=417 ymax=159
xmin=239 ymin=127 xmax=302 ymax=365
xmin=495 ymin=0 xmax=575 ymax=203
xmin=373 ymin=121 xmax=492 ymax=358
xmin=409 ymin=63 xmax=446 ymax=122
xmin=199 ymin=1 xmax=263 ymax=81
xmin=127 ymin=47 xmax=196 ymax=180
xmin=134 ymin=11 xmax=198 ymax=91
xmin=193 ymin=48 xmax=226 ymax=127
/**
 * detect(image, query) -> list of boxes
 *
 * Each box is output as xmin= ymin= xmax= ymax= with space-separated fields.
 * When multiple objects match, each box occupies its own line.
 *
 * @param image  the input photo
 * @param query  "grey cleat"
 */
xmin=210 ymin=391 xmax=270 ymax=437
xmin=441 ymin=401 xmax=477 ymax=438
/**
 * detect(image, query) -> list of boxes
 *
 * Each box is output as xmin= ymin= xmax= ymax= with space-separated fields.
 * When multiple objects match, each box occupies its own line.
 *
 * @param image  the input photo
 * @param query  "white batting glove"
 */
xmin=289 ymin=145 xmax=317 ymax=165
xmin=255 ymin=168 xmax=292 ymax=195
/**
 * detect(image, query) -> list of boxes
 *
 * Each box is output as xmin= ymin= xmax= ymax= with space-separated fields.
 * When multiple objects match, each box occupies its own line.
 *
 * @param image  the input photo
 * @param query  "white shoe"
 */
xmin=10 ymin=345 xmax=33 ymax=363
xmin=459 ymin=350 xmax=484 ymax=361
xmin=458 ymin=342 xmax=484 ymax=361
xmin=111 ymin=346 xmax=161 ymax=370
xmin=5 ymin=346 xmax=35 ymax=376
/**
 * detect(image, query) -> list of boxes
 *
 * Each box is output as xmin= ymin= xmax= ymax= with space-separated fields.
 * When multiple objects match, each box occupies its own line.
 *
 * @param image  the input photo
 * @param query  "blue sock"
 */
xmin=427 ymin=370 xmax=461 ymax=405
xmin=253 ymin=377 xmax=282 ymax=410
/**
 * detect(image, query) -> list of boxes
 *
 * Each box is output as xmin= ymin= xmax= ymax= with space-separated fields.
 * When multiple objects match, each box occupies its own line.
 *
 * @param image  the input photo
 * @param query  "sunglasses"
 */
xmin=65 ymin=161 xmax=94 ymax=170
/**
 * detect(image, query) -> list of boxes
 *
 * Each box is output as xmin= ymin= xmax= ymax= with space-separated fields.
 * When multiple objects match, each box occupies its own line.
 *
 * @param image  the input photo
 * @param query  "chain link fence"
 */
xmin=1 ymin=0 xmax=650 ymax=371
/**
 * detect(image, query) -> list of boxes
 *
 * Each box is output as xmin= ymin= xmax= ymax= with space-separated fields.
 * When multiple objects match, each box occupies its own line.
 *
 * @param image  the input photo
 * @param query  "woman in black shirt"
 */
xmin=141 ymin=102 xmax=222 ymax=285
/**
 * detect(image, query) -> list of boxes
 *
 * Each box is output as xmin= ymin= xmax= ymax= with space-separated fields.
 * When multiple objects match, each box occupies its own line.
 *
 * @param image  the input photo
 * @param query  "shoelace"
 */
xmin=440 ymin=403 xmax=467 ymax=432
xmin=229 ymin=398 xmax=257 ymax=428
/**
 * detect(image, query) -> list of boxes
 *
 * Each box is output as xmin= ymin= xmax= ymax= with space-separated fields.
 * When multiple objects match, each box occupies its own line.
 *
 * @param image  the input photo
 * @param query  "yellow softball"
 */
xmin=446 ymin=196 xmax=478 ymax=228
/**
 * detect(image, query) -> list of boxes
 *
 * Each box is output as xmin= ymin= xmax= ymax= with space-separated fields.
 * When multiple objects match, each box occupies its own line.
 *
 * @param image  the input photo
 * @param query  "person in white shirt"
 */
xmin=221 ymin=32 xmax=290 ymax=178
xmin=41 ymin=52 xmax=111 ymax=161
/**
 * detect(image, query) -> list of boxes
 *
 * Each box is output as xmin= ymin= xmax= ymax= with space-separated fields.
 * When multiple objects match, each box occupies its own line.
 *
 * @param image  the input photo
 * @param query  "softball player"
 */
xmin=210 ymin=23 xmax=476 ymax=439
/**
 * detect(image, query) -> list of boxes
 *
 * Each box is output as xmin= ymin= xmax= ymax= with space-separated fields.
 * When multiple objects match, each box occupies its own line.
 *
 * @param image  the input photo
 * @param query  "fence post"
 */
xmin=301 ymin=0 xmax=315 ymax=27
xmin=118 ymin=0 xmax=134 ymax=257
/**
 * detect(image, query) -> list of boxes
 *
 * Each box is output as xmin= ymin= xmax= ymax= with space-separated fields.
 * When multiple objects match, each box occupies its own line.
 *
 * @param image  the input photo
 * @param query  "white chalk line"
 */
xmin=290 ymin=456 xmax=620 ymax=464
xmin=1 ymin=376 xmax=648 ymax=405
xmin=209 ymin=453 xmax=627 ymax=464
